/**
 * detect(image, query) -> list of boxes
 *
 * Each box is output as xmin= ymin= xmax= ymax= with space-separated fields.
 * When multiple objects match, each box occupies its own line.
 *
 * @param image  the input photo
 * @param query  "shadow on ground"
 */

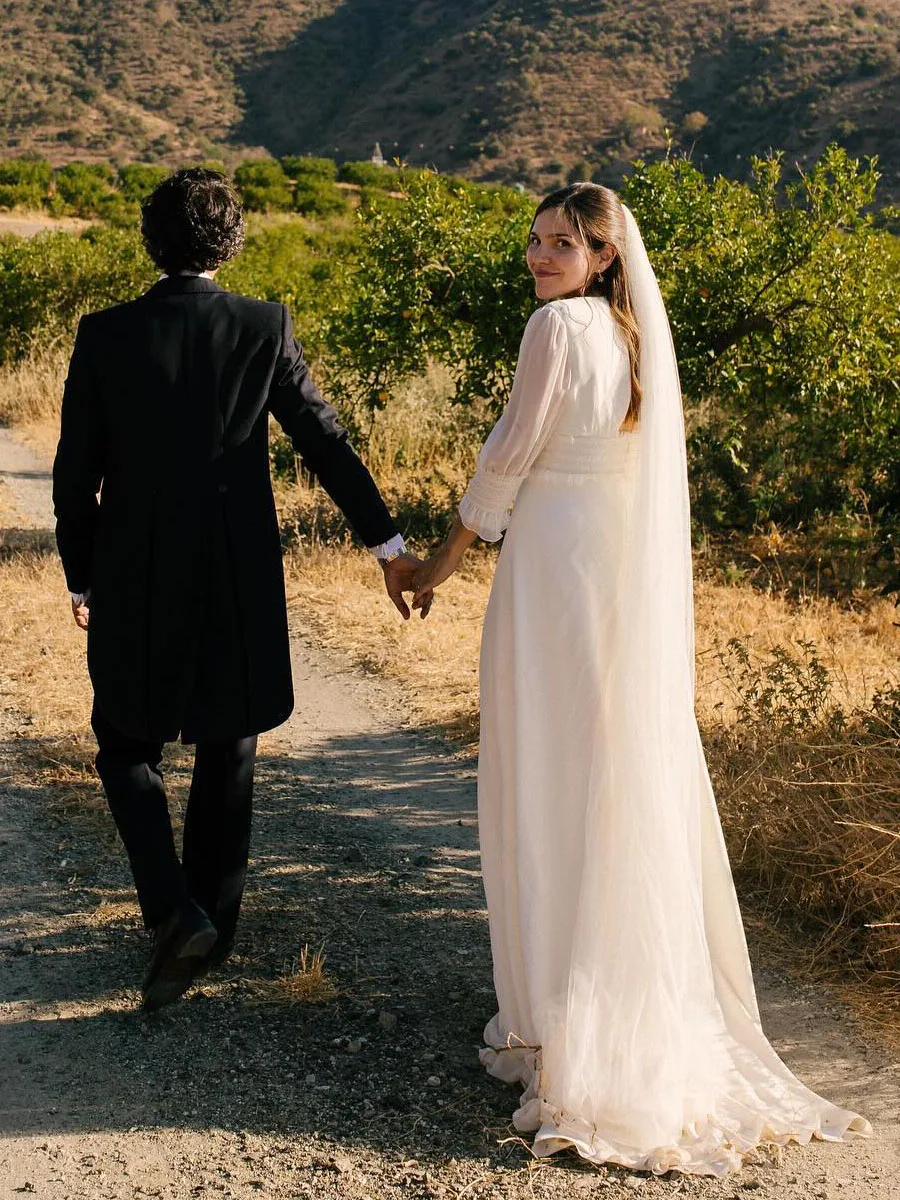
xmin=0 ymin=727 xmax=510 ymax=1166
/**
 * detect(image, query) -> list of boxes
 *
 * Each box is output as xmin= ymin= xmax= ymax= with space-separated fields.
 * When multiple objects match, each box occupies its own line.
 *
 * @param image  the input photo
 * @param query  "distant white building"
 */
xmin=371 ymin=142 xmax=385 ymax=167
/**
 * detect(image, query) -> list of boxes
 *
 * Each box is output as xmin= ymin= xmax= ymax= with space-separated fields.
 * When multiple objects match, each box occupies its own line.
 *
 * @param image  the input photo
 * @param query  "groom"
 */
xmin=53 ymin=167 xmax=427 ymax=1011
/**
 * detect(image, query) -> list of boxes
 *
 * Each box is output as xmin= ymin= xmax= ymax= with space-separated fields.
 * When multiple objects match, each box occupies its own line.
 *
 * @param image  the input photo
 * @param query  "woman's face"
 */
xmin=526 ymin=207 xmax=613 ymax=301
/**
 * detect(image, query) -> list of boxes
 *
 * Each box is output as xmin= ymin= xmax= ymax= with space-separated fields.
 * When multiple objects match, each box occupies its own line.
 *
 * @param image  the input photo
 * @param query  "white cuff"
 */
xmin=368 ymin=533 xmax=406 ymax=560
xmin=458 ymin=469 xmax=526 ymax=543
xmin=70 ymin=590 xmax=91 ymax=606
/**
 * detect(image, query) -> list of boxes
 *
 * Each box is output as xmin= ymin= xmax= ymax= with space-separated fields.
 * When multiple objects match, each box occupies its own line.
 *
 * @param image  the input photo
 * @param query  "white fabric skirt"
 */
xmin=476 ymin=464 xmax=872 ymax=1176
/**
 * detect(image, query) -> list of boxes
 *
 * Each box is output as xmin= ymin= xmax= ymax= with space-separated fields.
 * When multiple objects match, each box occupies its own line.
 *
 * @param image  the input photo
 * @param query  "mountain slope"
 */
xmin=0 ymin=0 xmax=897 ymax=195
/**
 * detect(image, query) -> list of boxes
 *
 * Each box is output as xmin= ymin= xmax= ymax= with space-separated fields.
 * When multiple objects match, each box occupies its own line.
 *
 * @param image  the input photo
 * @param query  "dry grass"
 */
xmin=710 ymin=726 xmax=899 ymax=978
xmin=247 ymin=944 xmax=338 ymax=1005
xmin=283 ymin=536 xmax=900 ymax=1030
xmin=283 ymin=538 xmax=900 ymax=741
xmin=0 ymin=345 xmax=69 ymax=459
xmin=85 ymin=898 xmax=142 ymax=927
xmin=284 ymin=544 xmax=492 ymax=742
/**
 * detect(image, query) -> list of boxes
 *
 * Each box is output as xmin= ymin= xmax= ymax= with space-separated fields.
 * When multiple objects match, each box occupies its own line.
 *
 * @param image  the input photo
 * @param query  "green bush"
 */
xmin=218 ymin=218 xmax=356 ymax=359
xmin=293 ymin=178 xmax=349 ymax=218
xmin=117 ymin=163 xmax=169 ymax=203
xmin=338 ymin=160 xmax=397 ymax=189
xmin=0 ymin=227 xmax=154 ymax=362
xmin=281 ymin=156 xmax=338 ymax=183
xmin=233 ymin=159 xmax=293 ymax=212
xmin=0 ymin=158 xmax=53 ymax=209
xmin=0 ymin=158 xmax=53 ymax=188
xmin=326 ymin=170 xmax=535 ymax=435
xmin=623 ymin=145 xmax=900 ymax=524
xmin=53 ymin=162 xmax=120 ymax=217
xmin=326 ymin=148 xmax=899 ymax=528
xmin=0 ymin=211 xmax=355 ymax=367
xmin=0 ymin=183 xmax=46 ymax=210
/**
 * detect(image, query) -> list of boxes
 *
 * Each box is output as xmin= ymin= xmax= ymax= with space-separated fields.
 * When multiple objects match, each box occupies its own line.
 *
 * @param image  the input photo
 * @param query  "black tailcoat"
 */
xmin=52 ymin=276 xmax=398 ymax=742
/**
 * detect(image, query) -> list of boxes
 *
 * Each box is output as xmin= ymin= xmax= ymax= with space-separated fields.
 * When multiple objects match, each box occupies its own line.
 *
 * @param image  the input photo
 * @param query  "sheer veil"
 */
xmin=527 ymin=204 xmax=871 ymax=1173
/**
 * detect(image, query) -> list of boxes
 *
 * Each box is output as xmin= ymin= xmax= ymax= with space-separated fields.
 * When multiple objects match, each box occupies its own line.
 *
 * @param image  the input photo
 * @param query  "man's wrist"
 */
xmin=371 ymin=533 xmax=406 ymax=565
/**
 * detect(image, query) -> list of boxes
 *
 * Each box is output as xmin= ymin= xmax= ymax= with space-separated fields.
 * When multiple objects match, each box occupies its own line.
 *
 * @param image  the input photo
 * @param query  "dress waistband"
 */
xmin=533 ymin=433 xmax=638 ymax=476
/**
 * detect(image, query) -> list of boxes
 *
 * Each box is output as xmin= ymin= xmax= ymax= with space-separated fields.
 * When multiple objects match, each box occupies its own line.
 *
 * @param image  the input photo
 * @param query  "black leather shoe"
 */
xmin=192 ymin=937 xmax=235 ymax=979
xmin=142 ymin=902 xmax=218 ymax=1012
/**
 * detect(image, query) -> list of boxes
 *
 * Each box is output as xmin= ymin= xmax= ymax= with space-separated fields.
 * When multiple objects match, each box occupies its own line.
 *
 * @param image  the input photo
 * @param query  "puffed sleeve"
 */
xmin=458 ymin=305 xmax=569 ymax=542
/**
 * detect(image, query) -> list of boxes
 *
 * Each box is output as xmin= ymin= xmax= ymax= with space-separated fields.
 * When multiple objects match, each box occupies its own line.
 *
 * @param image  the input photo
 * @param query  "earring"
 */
xmin=596 ymin=271 xmax=604 ymax=284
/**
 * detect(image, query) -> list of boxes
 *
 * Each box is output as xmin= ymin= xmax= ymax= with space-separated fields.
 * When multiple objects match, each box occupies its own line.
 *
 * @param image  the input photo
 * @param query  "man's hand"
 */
xmin=71 ymin=593 xmax=90 ymax=630
xmin=382 ymin=553 xmax=433 ymax=620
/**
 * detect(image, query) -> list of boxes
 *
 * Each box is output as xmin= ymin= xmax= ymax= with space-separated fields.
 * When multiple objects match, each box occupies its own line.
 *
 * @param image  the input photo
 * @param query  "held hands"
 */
xmin=411 ymin=516 xmax=479 ymax=612
xmin=411 ymin=547 xmax=462 ymax=611
xmin=382 ymin=553 xmax=434 ymax=620
xmin=71 ymin=593 xmax=90 ymax=630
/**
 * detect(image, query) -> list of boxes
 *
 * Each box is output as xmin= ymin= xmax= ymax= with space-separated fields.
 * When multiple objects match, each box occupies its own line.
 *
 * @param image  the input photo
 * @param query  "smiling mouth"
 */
xmin=533 ymin=270 xmax=559 ymax=278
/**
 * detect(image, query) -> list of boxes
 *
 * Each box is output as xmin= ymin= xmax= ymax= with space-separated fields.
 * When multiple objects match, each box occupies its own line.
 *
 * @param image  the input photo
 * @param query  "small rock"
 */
xmin=347 ymin=1038 xmax=363 ymax=1054
xmin=425 ymin=1075 xmax=441 ymax=1087
xmin=624 ymin=1178 xmax=645 ymax=1191
xmin=331 ymin=1154 xmax=353 ymax=1175
xmin=377 ymin=1011 xmax=398 ymax=1033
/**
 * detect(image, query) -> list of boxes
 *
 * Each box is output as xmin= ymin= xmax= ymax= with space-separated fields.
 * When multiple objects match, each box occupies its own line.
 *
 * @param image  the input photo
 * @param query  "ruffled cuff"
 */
xmin=458 ymin=469 xmax=527 ymax=543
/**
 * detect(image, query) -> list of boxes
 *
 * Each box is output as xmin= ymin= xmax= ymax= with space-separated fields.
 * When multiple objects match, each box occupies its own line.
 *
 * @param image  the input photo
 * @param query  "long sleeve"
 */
xmin=267 ymin=305 xmax=399 ymax=549
xmin=52 ymin=316 xmax=104 ymax=594
xmin=458 ymin=305 xmax=569 ymax=542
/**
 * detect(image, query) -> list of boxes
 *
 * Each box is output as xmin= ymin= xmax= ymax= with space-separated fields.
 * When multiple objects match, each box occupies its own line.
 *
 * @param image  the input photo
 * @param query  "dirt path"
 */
xmin=0 ymin=431 xmax=897 ymax=1200
xmin=0 ymin=215 xmax=94 ymax=240
xmin=0 ymin=429 xmax=54 ymax=530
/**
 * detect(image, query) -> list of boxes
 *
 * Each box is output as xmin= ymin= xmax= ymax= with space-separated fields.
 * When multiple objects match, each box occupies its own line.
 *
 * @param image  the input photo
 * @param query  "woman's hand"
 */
xmin=412 ymin=548 xmax=461 ymax=608
xmin=412 ymin=515 xmax=480 ymax=610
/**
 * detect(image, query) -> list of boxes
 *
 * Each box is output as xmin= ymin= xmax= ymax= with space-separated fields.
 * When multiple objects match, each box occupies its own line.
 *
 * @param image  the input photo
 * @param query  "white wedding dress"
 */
xmin=457 ymin=229 xmax=872 ymax=1175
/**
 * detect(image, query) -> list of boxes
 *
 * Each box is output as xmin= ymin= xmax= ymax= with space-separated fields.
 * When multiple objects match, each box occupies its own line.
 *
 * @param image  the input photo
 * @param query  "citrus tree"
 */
xmin=325 ymin=172 xmax=534 ymax=435
xmin=329 ymin=149 xmax=899 ymax=526
xmin=622 ymin=146 xmax=900 ymax=525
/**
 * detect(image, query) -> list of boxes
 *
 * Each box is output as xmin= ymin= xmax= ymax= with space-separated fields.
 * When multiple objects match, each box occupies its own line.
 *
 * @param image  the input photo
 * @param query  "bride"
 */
xmin=411 ymin=183 xmax=872 ymax=1175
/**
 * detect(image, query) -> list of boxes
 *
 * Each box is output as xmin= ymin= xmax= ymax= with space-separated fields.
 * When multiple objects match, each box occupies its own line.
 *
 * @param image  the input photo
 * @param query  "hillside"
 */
xmin=0 ymin=0 xmax=898 ymax=195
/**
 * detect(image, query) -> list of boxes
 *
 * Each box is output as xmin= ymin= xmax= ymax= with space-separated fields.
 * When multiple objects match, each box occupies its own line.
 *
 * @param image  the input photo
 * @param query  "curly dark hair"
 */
xmin=141 ymin=168 xmax=245 ymax=274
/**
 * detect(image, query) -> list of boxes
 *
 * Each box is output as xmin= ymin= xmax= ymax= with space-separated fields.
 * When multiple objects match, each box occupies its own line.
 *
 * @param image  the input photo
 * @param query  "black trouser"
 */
xmin=91 ymin=702 xmax=257 ymax=942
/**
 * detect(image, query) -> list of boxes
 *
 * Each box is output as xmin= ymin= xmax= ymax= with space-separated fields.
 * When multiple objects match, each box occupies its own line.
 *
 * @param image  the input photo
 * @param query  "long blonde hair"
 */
xmin=532 ymin=183 xmax=641 ymax=430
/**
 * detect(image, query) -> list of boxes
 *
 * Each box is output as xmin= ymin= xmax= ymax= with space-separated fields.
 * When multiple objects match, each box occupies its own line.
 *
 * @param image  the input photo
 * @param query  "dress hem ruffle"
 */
xmin=479 ymin=1042 xmax=872 ymax=1178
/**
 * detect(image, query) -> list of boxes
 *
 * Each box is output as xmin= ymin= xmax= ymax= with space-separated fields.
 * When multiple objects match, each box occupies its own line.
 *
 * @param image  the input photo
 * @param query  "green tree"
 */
xmin=338 ymin=160 xmax=396 ymax=189
xmin=293 ymin=178 xmax=349 ymax=218
xmin=281 ymin=155 xmax=338 ymax=182
xmin=622 ymin=145 xmax=900 ymax=524
xmin=0 ymin=227 xmax=154 ymax=362
xmin=328 ymin=147 xmax=899 ymax=527
xmin=233 ymin=159 xmax=293 ymax=212
xmin=0 ymin=158 xmax=53 ymax=209
xmin=325 ymin=172 xmax=534 ymax=436
xmin=117 ymin=163 xmax=169 ymax=203
xmin=53 ymin=162 xmax=126 ymax=219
